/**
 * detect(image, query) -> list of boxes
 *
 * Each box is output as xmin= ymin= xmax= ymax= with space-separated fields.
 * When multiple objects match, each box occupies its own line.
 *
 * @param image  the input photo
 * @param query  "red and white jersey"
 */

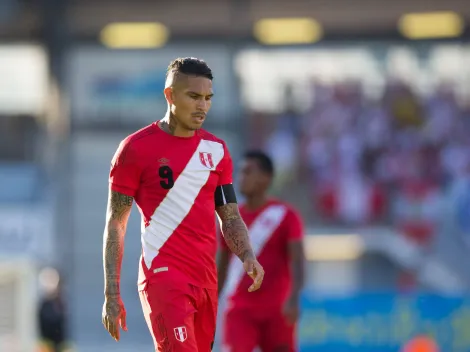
xmin=109 ymin=122 xmax=233 ymax=289
xmin=220 ymin=199 xmax=304 ymax=309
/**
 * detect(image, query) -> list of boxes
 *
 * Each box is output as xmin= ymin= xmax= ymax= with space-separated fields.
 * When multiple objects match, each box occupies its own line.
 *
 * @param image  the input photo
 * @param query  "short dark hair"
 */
xmin=244 ymin=150 xmax=274 ymax=176
xmin=166 ymin=57 xmax=213 ymax=80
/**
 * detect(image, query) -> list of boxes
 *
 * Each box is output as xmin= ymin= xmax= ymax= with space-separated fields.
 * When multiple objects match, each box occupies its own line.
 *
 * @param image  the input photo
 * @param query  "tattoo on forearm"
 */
xmin=103 ymin=191 xmax=133 ymax=297
xmin=104 ymin=229 xmax=124 ymax=297
xmin=217 ymin=204 xmax=254 ymax=262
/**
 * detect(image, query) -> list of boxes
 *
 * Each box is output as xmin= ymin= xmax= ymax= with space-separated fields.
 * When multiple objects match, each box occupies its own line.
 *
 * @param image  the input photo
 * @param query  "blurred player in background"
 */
xmin=101 ymin=57 xmax=264 ymax=351
xmin=37 ymin=268 xmax=71 ymax=352
xmin=218 ymin=150 xmax=305 ymax=352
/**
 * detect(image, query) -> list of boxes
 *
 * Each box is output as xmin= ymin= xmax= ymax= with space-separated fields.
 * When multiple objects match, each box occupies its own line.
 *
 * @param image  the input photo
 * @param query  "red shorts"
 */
xmin=222 ymin=306 xmax=296 ymax=352
xmin=139 ymin=270 xmax=218 ymax=352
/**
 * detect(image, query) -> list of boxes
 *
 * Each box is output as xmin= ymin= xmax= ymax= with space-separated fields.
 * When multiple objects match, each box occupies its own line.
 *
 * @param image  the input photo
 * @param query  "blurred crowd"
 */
xmin=250 ymin=80 xmax=470 ymax=244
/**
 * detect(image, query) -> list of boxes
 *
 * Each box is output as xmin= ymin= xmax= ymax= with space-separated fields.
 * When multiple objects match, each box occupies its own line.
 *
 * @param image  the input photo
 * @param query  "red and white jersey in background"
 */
xmin=220 ymin=199 xmax=304 ymax=309
xmin=109 ymin=122 xmax=233 ymax=290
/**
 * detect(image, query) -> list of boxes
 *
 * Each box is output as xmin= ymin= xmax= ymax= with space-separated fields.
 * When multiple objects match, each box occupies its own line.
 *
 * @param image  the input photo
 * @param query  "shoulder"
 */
xmin=122 ymin=124 xmax=157 ymax=149
xmin=113 ymin=124 xmax=157 ymax=164
xmin=119 ymin=124 xmax=157 ymax=152
xmin=272 ymin=201 xmax=304 ymax=238
xmin=198 ymin=130 xmax=232 ymax=164
xmin=271 ymin=199 xmax=302 ymax=221
xmin=198 ymin=129 xmax=227 ymax=147
xmin=286 ymin=203 xmax=303 ymax=222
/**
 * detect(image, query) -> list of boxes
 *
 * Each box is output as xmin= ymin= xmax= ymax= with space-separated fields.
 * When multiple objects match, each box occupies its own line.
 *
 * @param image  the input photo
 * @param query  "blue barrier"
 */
xmin=298 ymin=293 xmax=470 ymax=352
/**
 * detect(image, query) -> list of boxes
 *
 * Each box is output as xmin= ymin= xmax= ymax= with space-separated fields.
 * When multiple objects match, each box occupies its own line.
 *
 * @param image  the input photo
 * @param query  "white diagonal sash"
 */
xmin=223 ymin=204 xmax=287 ymax=298
xmin=141 ymin=139 xmax=224 ymax=268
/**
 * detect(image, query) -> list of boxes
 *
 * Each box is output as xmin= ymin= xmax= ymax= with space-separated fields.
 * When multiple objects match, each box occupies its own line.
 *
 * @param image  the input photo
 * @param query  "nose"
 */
xmin=197 ymin=99 xmax=209 ymax=112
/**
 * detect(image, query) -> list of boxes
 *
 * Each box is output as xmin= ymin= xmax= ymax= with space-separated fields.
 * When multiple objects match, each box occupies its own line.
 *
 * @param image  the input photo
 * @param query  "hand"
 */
xmin=102 ymin=295 xmax=127 ymax=341
xmin=243 ymin=256 xmax=264 ymax=292
xmin=282 ymin=295 xmax=300 ymax=325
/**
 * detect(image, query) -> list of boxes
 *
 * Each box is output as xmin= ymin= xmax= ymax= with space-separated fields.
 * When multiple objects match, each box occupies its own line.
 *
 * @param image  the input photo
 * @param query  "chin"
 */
xmin=191 ymin=124 xmax=204 ymax=130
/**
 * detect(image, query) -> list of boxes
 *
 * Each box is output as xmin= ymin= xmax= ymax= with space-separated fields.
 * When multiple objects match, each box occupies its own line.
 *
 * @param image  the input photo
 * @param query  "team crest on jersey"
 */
xmin=199 ymin=152 xmax=214 ymax=169
xmin=174 ymin=326 xmax=188 ymax=342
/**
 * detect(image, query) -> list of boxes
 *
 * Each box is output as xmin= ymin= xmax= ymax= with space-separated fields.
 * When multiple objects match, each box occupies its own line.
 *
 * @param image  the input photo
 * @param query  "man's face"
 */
xmin=167 ymin=75 xmax=213 ymax=131
xmin=237 ymin=158 xmax=270 ymax=197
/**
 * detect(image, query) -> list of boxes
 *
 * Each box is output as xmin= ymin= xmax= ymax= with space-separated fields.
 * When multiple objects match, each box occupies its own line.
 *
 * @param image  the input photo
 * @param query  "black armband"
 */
xmin=214 ymin=184 xmax=237 ymax=206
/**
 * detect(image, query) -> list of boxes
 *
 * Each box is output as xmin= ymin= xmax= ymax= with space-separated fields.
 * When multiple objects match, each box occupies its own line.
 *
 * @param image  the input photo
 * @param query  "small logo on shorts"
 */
xmin=174 ymin=326 xmax=187 ymax=342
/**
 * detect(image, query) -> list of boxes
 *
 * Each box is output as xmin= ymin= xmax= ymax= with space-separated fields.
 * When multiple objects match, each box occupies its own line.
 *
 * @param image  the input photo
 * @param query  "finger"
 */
xmin=105 ymin=316 xmax=111 ymax=333
xmin=105 ymin=318 xmax=113 ymax=337
xmin=245 ymin=262 xmax=254 ymax=276
xmin=249 ymin=267 xmax=264 ymax=292
xmin=108 ymin=320 xmax=118 ymax=341
xmin=112 ymin=321 xmax=120 ymax=341
xmin=115 ymin=325 xmax=120 ymax=341
xmin=120 ymin=311 xmax=128 ymax=331
xmin=106 ymin=318 xmax=113 ymax=336
xmin=248 ymin=278 xmax=261 ymax=292
xmin=254 ymin=266 xmax=264 ymax=286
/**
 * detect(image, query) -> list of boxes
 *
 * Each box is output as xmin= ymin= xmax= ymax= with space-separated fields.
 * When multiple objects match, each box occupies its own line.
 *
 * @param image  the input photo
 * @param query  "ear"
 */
xmin=263 ymin=173 xmax=273 ymax=187
xmin=163 ymin=87 xmax=174 ymax=105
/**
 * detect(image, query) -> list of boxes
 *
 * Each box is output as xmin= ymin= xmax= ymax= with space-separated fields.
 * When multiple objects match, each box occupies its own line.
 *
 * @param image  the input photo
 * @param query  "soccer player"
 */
xmin=218 ymin=150 xmax=305 ymax=352
xmin=101 ymin=57 xmax=264 ymax=351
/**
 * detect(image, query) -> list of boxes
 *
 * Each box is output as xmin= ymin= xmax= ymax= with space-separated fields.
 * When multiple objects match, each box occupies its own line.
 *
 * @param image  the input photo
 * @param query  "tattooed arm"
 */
xmin=102 ymin=189 xmax=133 ymax=341
xmin=216 ymin=203 xmax=254 ymax=262
xmin=103 ymin=189 xmax=133 ymax=297
xmin=216 ymin=203 xmax=265 ymax=292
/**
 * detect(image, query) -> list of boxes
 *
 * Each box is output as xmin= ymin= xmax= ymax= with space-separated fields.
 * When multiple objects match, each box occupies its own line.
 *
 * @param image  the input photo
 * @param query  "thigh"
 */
xmin=259 ymin=310 xmax=296 ymax=352
xmin=139 ymin=278 xmax=198 ymax=352
xmin=222 ymin=307 xmax=259 ymax=352
xmin=194 ymin=288 xmax=218 ymax=351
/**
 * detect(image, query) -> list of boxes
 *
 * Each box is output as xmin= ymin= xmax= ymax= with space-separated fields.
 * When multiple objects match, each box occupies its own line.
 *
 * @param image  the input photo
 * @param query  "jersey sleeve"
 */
xmin=109 ymin=139 xmax=142 ymax=197
xmin=218 ymin=142 xmax=233 ymax=186
xmin=284 ymin=208 xmax=304 ymax=242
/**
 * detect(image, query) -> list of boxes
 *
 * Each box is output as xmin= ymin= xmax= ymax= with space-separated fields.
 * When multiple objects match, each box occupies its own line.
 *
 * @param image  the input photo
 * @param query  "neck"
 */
xmin=244 ymin=193 xmax=268 ymax=211
xmin=159 ymin=111 xmax=195 ymax=138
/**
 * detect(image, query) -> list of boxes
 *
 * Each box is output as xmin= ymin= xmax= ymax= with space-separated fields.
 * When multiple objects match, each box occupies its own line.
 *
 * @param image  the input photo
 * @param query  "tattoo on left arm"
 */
xmin=216 ymin=203 xmax=255 ymax=262
xmin=103 ymin=190 xmax=133 ymax=298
